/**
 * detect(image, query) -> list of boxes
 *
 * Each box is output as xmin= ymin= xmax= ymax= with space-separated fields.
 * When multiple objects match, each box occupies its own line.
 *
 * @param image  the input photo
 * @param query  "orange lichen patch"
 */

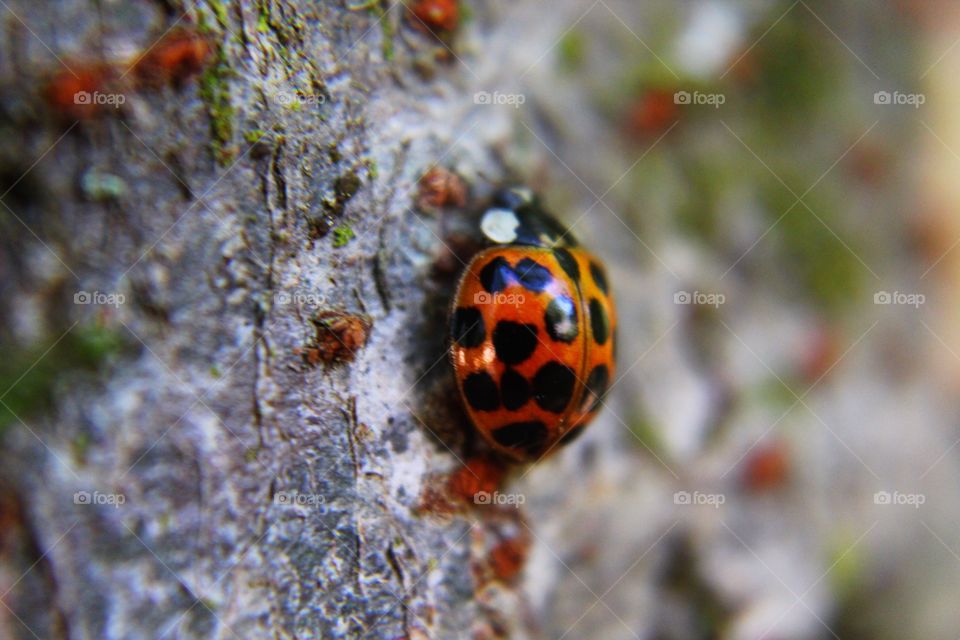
xmin=44 ymin=63 xmax=121 ymax=120
xmin=447 ymin=456 xmax=507 ymax=504
xmin=418 ymin=166 xmax=467 ymax=210
xmin=625 ymin=88 xmax=679 ymax=139
xmin=417 ymin=456 xmax=511 ymax=520
xmin=741 ymin=440 xmax=791 ymax=493
xmin=132 ymin=27 xmax=213 ymax=88
xmin=470 ymin=517 xmax=530 ymax=590
xmin=306 ymin=311 xmax=372 ymax=365
xmin=416 ymin=482 xmax=459 ymax=520
xmin=488 ymin=535 xmax=529 ymax=583
xmin=407 ymin=0 xmax=460 ymax=34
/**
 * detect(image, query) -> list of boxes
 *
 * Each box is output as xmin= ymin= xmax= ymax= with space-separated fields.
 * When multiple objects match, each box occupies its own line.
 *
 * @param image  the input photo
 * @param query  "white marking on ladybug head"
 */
xmin=481 ymin=207 xmax=520 ymax=244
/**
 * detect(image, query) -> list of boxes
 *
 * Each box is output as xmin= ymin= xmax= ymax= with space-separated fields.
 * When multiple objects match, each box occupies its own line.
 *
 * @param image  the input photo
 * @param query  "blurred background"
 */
xmin=496 ymin=1 xmax=960 ymax=638
xmin=2 ymin=0 xmax=960 ymax=638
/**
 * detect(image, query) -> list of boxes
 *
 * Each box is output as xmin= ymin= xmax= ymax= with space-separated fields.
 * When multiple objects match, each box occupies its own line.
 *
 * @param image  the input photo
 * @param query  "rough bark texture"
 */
xmin=3 ymin=1 xmax=960 ymax=639
xmin=0 ymin=1 xmax=552 ymax=638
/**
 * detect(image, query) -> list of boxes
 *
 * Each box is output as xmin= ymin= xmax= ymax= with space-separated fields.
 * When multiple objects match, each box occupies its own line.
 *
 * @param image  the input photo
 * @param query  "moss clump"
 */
xmin=244 ymin=129 xmax=267 ymax=145
xmin=198 ymin=45 xmax=236 ymax=165
xmin=332 ymin=225 xmax=355 ymax=248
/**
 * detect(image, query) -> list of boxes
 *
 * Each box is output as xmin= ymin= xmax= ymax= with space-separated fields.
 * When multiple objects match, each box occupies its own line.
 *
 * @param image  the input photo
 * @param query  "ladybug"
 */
xmin=449 ymin=187 xmax=617 ymax=462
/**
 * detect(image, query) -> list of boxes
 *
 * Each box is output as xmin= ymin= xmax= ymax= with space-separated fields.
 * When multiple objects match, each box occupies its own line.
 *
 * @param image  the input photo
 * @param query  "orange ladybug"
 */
xmin=449 ymin=188 xmax=617 ymax=461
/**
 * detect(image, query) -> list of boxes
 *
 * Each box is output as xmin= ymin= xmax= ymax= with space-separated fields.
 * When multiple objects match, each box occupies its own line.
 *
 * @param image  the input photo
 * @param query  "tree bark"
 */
xmin=2 ymin=1 xmax=953 ymax=640
xmin=0 ymin=1 xmax=555 ymax=638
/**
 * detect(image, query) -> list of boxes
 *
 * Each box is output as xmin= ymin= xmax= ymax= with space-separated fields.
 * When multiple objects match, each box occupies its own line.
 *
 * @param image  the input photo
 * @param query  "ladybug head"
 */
xmin=480 ymin=187 xmax=579 ymax=249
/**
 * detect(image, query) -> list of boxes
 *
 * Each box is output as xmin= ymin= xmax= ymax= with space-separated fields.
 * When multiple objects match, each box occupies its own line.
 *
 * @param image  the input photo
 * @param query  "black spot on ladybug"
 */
xmin=589 ymin=298 xmax=609 ymax=345
xmin=492 ymin=420 xmax=548 ymax=455
xmin=479 ymin=256 xmax=512 ymax=293
xmin=554 ymin=248 xmax=580 ymax=282
xmin=463 ymin=372 xmax=500 ymax=411
xmin=451 ymin=307 xmax=485 ymax=348
xmin=589 ymin=261 xmax=608 ymax=295
xmin=493 ymin=321 xmax=539 ymax=365
xmin=513 ymin=258 xmax=552 ymax=292
xmin=545 ymin=296 xmax=578 ymax=343
xmin=559 ymin=425 xmax=586 ymax=445
xmin=532 ymin=361 xmax=576 ymax=413
xmin=581 ymin=364 xmax=609 ymax=413
xmin=500 ymin=368 xmax=531 ymax=410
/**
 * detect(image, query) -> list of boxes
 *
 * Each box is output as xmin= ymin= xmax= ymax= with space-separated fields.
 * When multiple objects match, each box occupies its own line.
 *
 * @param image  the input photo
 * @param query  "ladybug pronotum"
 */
xmin=449 ymin=188 xmax=617 ymax=461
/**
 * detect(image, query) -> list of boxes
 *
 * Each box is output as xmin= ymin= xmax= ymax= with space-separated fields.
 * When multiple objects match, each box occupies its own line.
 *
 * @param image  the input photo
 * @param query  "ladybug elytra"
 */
xmin=450 ymin=188 xmax=617 ymax=461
